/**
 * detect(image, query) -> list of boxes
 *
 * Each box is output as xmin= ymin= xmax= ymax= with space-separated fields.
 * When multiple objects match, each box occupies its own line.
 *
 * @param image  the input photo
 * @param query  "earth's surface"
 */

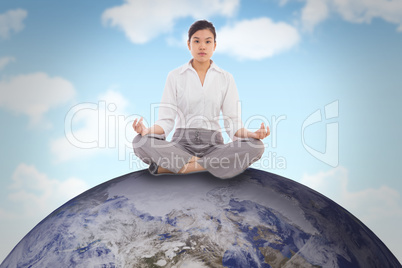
xmin=1 ymin=168 xmax=400 ymax=267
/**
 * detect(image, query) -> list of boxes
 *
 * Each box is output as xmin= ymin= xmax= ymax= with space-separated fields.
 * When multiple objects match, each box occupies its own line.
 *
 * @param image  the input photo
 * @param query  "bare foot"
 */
xmin=178 ymin=156 xmax=205 ymax=174
xmin=157 ymin=166 xmax=174 ymax=174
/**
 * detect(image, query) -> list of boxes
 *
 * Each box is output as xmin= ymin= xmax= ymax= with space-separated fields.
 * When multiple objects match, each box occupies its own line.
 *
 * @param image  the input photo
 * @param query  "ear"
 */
xmin=187 ymin=40 xmax=191 ymax=50
xmin=214 ymin=41 xmax=216 ymax=51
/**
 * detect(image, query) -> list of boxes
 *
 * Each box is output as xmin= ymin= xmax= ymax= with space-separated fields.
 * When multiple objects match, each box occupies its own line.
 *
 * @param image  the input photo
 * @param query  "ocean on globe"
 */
xmin=1 ymin=168 xmax=400 ymax=268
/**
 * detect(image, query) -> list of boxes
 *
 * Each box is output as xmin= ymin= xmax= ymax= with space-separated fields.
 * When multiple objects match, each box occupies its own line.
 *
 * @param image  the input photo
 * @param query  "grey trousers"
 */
xmin=132 ymin=128 xmax=265 ymax=179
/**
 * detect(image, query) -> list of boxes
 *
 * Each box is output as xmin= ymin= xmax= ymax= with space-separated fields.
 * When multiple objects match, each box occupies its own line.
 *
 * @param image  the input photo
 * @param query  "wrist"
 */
xmin=249 ymin=132 xmax=258 ymax=139
xmin=141 ymin=128 xmax=150 ymax=136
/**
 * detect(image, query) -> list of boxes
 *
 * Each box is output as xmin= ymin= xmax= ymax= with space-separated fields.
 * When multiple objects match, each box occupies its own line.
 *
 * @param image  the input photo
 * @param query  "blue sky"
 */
xmin=1 ymin=0 xmax=402 ymax=263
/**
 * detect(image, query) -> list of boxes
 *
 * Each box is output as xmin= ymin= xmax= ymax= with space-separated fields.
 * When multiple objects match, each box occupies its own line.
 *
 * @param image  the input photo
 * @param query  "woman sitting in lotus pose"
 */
xmin=132 ymin=20 xmax=269 ymax=179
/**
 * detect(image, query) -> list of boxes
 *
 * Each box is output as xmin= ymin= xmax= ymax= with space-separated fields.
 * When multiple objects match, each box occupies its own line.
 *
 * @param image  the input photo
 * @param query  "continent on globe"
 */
xmin=1 ymin=168 xmax=401 ymax=267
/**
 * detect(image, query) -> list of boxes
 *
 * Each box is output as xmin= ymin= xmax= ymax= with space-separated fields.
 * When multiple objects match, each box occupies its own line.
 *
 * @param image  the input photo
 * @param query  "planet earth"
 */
xmin=1 ymin=168 xmax=400 ymax=267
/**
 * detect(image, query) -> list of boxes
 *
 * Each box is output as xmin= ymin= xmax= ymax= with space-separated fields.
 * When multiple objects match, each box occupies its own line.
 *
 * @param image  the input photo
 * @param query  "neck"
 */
xmin=191 ymin=59 xmax=211 ymax=73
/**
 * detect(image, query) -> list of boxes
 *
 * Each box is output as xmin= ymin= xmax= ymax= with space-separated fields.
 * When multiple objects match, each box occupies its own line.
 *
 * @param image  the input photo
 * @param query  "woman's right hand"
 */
xmin=132 ymin=117 xmax=149 ymax=136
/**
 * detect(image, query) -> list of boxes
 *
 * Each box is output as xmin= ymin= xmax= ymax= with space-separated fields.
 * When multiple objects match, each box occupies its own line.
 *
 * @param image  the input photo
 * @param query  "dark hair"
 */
xmin=188 ymin=20 xmax=216 ymax=42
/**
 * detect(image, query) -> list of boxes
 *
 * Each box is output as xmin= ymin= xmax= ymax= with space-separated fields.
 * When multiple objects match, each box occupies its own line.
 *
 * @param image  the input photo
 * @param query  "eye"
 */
xmin=194 ymin=40 xmax=199 ymax=43
xmin=206 ymin=41 xmax=211 ymax=44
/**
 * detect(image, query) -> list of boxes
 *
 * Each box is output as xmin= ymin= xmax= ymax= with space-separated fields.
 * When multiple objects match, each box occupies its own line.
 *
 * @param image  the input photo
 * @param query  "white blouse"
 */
xmin=155 ymin=60 xmax=244 ymax=140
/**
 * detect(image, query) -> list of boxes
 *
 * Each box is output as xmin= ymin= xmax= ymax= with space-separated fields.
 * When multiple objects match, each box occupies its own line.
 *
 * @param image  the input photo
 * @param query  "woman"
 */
xmin=132 ymin=20 xmax=270 ymax=179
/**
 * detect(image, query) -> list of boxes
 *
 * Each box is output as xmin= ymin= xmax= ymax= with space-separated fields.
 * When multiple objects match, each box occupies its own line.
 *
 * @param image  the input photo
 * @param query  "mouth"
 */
xmin=198 ymin=53 xmax=207 ymax=56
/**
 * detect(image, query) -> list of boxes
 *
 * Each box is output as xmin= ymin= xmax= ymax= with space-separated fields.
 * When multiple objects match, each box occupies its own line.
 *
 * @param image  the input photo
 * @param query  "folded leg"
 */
xmin=132 ymin=134 xmax=193 ymax=173
xmin=198 ymin=138 xmax=265 ymax=179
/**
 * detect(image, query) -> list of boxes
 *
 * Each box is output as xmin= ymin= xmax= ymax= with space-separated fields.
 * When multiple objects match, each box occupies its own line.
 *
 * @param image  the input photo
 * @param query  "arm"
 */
xmin=221 ymin=74 xmax=270 ymax=140
xmin=221 ymin=73 xmax=244 ymax=140
xmin=234 ymin=123 xmax=270 ymax=140
xmin=133 ymin=72 xmax=177 ymax=137
xmin=154 ymin=72 xmax=177 ymax=136
xmin=132 ymin=117 xmax=165 ymax=136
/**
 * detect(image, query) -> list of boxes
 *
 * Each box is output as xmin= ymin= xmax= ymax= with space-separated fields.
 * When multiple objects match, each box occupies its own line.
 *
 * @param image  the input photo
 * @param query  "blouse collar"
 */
xmin=180 ymin=59 xmax=222 ymax=74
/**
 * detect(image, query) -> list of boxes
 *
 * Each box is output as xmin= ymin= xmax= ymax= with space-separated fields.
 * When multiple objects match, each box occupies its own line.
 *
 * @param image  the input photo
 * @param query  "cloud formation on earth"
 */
xmin=300 ymin=166 xmax=402 ymax=260
xmin=217 ymin=18 xmax=300 ymax=60
xmin=102 ymin=0 xmax=239 ymax=44
xmin=0 ymin=9 xmax=27 ymax=39
xmin=0 ymin=72 xmax=76 ymax=126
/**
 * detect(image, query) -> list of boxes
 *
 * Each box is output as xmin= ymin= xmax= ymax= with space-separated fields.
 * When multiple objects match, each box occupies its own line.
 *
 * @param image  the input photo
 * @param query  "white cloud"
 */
xmin=0 ymin=9 xmax=28 ymax=39
xmin=50 ymin=89 xmax=134 ymax=162
xmin=301 ymin=0 xmax=329 ymax=32
xmin=0 ymin=56 xmax=15 ymax=70
xmin=332 ymin=0 xmax=402 ymax=31
xmin=102 ymin=1 xmax=302 ymax=60
xmin=300 ymin=166 xmax=402 ymax=262
xmin=102 ymin=0 xmax=239 ymax=44
xmin=216 ymin=17 xmax=300 ymax=60
xmin=0 ymin=72 xmax=76 ymax=125
xmin=1 ymin=163 xmax=88 ymax=220
xmin=0 ymin=164 xmax=89 ymax=262
xmin=299 ymin=0 xmax=402 ymax=32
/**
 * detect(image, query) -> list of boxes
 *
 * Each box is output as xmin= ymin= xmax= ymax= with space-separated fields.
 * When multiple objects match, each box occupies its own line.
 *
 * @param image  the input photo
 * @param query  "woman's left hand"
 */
xmin=252 ymin=123 xmax=270 ymax=140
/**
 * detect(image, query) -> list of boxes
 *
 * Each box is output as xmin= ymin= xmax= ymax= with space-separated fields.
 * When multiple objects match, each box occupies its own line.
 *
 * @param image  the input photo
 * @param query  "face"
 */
xmin=187 ymin=29 xmax=216 ymax=64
